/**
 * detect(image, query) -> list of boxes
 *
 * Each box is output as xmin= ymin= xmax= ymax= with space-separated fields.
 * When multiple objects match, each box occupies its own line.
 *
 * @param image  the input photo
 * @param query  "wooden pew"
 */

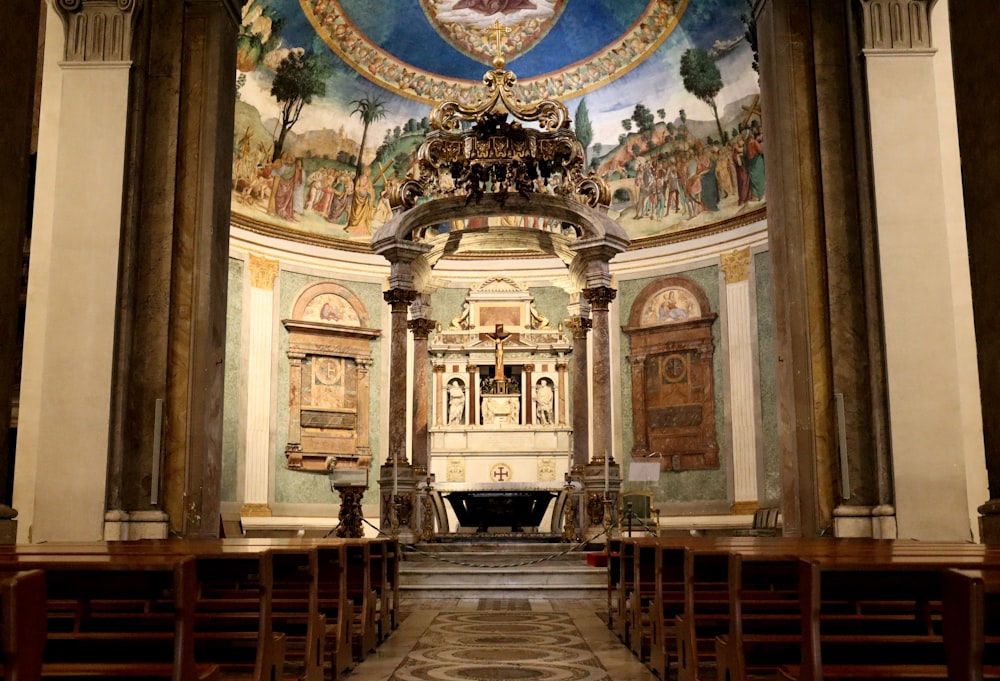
xmin=0 ymin=570 xmax=46 ymax=681
xmin=228 ymin=538 xmax=355 ymax=678
xmin=779 ymin=552 xmax=1000 ymax=681
xmin=6 ymin=542 xmax=286 ymax=681
xmin=0 ymin=553 xmax=219 ymax=681
xmin=628 ymin=537 xmax=662 ymax=661
xmin=942 ymin=568 xmax=1000 ymax=681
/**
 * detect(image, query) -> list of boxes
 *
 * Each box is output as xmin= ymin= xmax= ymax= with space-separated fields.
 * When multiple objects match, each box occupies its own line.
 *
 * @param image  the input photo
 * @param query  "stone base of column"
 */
xmin=0 ymin=505 xmax=16 ymax=544
xmin=979 ymin=499 xmax=1000 ymax=545
xmin=832 ymin=504 xmax=897 ymax=539
xmin=380 ymin=462 xmax=419 ymax=543
xmin=103 ymin=510 xmax=170 ymax=540
xmin=240 ymin=503 xmax=273 ymax=518
xmin=582 ymin=461 xmax=621 ymax=543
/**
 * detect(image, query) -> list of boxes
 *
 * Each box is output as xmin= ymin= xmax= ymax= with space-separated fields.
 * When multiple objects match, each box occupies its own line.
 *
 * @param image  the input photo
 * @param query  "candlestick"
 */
xmin=604 ymin=453 xmax=609 ymax=494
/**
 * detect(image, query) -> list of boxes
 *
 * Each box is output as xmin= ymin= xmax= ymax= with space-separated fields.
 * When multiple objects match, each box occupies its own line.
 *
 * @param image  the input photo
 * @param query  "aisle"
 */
xmin=343 ymin=598 xmax=656 ymax=681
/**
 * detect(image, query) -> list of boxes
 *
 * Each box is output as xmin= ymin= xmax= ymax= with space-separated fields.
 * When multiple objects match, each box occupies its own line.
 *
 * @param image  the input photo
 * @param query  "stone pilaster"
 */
xmin=857 ymin=0 xmax=983 ymax=540
xmin=240 ymin=255 xmax=278 ymax=517
xmin=721 ymin=248 xmax=761 ymax=513
xmin=15 ymin=0 xmax=142 ymax=541
xmin=565 ymin=316 xmax=591 ymax=470
xmin=356 ymin=358 xmax=373 ymax=462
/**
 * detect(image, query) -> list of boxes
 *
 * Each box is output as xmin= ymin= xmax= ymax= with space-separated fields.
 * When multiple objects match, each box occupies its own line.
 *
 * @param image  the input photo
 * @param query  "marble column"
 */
xmin=433 ymin=364 xmax=446 ymax=427
xmin=583 ymin=286 xmax=617 ymax=466
xmin=467 ymin=364 xmax=479 ymax=426
xmin=241 ymin=255 xmax=278 ymax=517
xmin=565 ymin=317 xmax=592 ymax=470
xmin=523 ymin=364 xmax=534 ymax=425
xmin=556 ymin=360 xmax=568 ymax=426
xmin=380 ymin=287 xmax=417 ymax=537
xmin=408 ymin=317 xmax=436 ymax=472
xmin=857 ymin=0 xmax=984 ymax=540
xmin=15 ymin=0 xmax=140 ymax=541
xmin=721 ymin=248 xmax=760 ymax=513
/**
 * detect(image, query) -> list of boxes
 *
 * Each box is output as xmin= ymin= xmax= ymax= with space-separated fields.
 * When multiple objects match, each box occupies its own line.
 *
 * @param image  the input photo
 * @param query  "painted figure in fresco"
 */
xmin=324 ymin=172 xmax=353 ymax=224
xmin=265 ymin=152 xmax=302 ymax=222
xmin=745 ymin=123 xmax=765 ymax=201
xmin=657 ymin=290 xmax=688 ymax=322
xmin=447 ymin=379 xmax=466 ymax=425
xmin=346 ymin=171 xmax=375 ymax=234
xmin=534 ymin=378 xmax=554 ymax=425
xmin=733 ymin=136 xmax=751 ymax=205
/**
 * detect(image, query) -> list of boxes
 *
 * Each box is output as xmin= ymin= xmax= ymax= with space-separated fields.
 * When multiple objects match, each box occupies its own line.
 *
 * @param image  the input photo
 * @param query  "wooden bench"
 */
xmin=10 ymin=542 xmax=288 ymax=681
xmin=0 ymin=553 xmax=219 ymax=681
xmin=780 ymin=553 xmax=1000 ymax=681
xmin=0 ymin=570 xmax=46 ymax=681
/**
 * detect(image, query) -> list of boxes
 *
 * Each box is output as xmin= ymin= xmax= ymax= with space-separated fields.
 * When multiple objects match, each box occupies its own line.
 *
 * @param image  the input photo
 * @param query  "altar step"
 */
xmin=398 ymin=541 xmax=608 ymax=599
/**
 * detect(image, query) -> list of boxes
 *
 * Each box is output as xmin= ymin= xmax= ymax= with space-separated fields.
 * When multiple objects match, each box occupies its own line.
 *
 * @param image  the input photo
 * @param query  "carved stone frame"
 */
xmin=283 ymin=282 xmax=380 ymax=473
xmin=623 ymin=276 xmax=719 ymax=471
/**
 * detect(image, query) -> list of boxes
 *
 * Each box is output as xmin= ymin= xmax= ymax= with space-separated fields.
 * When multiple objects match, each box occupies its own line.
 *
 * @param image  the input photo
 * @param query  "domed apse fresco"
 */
xmin=232 ymin=0 xmax=765 ymax=250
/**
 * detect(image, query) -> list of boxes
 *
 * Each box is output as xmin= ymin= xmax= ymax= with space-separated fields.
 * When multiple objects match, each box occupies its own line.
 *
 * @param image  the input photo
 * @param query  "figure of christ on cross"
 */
xmin=487 ymin=323 xmax=512 ymax=383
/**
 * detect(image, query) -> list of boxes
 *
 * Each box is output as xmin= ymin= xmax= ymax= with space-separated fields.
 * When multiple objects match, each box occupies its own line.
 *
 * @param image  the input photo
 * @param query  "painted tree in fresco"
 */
xmin=350 ymin=95 xmax=388 ymax=180
xmin=270 ymin=50 xmax=326 ymax=161
xmin=679 ymin=47 xmax=725 ymax=143
xmin=575 ymin=98 xmax=593 ymax=167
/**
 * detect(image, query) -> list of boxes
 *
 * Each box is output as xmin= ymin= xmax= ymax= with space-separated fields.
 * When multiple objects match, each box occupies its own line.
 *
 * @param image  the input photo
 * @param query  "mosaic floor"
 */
xmin=342 ymin=599 xmax=656 ymax=681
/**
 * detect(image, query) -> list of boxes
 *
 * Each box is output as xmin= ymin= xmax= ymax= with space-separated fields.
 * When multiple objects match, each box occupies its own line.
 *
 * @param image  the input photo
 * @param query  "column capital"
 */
xmin=433 ymin=363 xmax=447 ymax=373
xmin=582 ymin=286 xmax=617 ymax=310
xmin=522 ymin=363 xmax=535 ymax=372
xmin=564 ymin=316 xmax=592 ymax=339
xmin=383 ymin=288 xmax=417 ymax=312
xmin=720 ymin=247 xmax=751 ymax=284
xmin=467 ymin=364 xmax=478 ymax=372
xmin=858 ymin=0 xmax=933 ymax=51
xmin=248 ymin=254 xmax=279 ymax=290
xmin=556 ymin=361 xmax=568 ymax=371
xmin=53 ymin=0 xmax=142 ymax=63
xmin=407 ymin=317 xmax=437 ymax=339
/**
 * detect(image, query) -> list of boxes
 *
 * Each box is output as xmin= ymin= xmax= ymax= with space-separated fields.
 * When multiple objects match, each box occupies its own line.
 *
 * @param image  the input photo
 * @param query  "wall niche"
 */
xmin=283 ymin=282 xmax=379 ymax=473
xmin=623 ymin=275 xmax=719 ymax=471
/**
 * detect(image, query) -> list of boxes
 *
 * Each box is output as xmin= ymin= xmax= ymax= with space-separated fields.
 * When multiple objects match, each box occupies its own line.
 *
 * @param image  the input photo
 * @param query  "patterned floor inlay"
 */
xmin=477 ymin=598 xmax=532 ymax=611
xmin=388 ymin=611 xmax=612 ymax=681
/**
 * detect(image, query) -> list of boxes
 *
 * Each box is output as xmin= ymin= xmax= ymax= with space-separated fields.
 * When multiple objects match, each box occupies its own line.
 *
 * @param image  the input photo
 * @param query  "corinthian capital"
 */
xmin=54 ymin=0 xmax=141 ymax=63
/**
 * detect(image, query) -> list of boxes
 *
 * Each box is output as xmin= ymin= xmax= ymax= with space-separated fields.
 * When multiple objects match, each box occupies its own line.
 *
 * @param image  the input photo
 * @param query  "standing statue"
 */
xmin=447 ymin=379 xmax=466 ymax=425
xmin=534 ymin=378 xmax=554 ymax=425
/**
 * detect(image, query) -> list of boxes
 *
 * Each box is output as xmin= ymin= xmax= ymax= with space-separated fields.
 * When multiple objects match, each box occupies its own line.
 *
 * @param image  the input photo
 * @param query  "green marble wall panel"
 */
xmin=617 ymin=265 xmax=728 ymax=502
xmin=221 ymin=258 xmax=244 ymax=503
xmin=430 ymin=287 xmax=469 ymax=330
xmin=274 ymin=270 xmax=384 ymax=507
xmin=528 ymin=286 xmax=570 ymax=331
xmin=754 ymin=250 xmax=780 ymax=503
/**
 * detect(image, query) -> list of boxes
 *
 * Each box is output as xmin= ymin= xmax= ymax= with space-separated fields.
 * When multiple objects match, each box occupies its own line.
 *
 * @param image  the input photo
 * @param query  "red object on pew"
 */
xmin=587 ymin=552 xmax=608 ymax=568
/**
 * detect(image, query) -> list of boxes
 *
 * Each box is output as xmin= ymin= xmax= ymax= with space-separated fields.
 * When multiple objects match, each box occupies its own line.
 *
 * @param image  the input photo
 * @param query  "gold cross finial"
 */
xmin=485 ymin=19 xmax=511 ymax=69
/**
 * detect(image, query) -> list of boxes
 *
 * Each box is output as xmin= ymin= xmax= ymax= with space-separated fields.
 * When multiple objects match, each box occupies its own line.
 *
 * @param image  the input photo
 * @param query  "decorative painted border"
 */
xmin=300 ymin=0 xmax=688 ymax=104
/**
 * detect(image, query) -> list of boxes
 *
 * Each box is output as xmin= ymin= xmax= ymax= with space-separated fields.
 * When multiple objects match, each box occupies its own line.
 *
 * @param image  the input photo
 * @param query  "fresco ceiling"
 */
xmin=232 ymin=0 xmax=766 ymax=253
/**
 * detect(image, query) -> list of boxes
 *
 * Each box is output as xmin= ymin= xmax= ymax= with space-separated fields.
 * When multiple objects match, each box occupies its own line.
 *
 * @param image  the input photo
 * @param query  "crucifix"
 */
xmin=372 ymin=159 xmax=394 ymax=186
xmin=487 ymin=323 xmax=512 ymax=380
xmin=484 ymin=19 xmax=511 ymax=67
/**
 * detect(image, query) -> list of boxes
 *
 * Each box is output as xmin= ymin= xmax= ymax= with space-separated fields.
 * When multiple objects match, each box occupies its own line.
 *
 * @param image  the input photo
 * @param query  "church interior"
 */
xmin=2 ymin=0 xmax=1000 ymax=679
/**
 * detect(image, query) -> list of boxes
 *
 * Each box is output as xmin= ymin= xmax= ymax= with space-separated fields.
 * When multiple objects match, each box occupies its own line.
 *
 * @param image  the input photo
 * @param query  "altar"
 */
xmin=443 ymin=486 xmax=558 ymax=533
xmin=426 ymin=277 xmax=574 ymax=536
